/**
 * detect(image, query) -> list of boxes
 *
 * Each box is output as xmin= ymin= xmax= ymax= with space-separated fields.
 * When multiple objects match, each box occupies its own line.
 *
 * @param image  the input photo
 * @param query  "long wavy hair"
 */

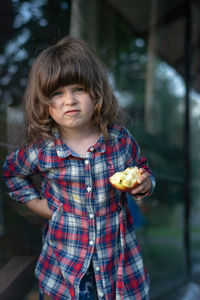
xmin=24 ymin=36 xmax=123 ymax=143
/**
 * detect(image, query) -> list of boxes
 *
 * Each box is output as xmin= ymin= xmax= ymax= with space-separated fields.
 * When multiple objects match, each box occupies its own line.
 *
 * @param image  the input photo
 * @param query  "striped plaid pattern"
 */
xmin=3 ymin=125 xmax=155 ymax=300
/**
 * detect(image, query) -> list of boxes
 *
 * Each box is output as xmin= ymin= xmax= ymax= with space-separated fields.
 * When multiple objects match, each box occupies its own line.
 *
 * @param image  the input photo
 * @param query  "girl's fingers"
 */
xmin=130 ymin=173 xmax=151 ymax=196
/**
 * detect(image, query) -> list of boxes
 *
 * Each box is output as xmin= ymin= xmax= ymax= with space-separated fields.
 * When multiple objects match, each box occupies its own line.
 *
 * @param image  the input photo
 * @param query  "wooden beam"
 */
xmin=0 ymin=255 xmax=37 ymax=300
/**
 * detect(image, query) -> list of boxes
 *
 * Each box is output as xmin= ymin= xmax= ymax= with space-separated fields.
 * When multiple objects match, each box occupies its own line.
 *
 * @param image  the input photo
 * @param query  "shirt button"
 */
xmin=95 ymin=266 xmax=100 ymax=272
xmin=89 ymin=240 xmax=94 ymax=246
xmin=99 ymin=292 xmax=104 ymax=297
xmin=87 ymin=186 xmax=92 ymax=192
xmin=90 ymin=147 xmax=94 ymax=151
xmin=85 ymin=160 xmax=89 ymax=165
xmin=89 ymin=213 xmax=94 ymax=219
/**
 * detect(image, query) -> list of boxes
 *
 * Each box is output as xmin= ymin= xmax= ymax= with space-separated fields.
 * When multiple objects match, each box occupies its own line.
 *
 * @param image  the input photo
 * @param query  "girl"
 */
xmin=3 ymin=36 xmax=155 ymax=300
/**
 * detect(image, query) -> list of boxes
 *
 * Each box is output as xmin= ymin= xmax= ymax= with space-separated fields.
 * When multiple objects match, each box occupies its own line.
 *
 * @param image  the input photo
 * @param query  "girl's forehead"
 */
xmin=41 ymin=53 xmax=96 ymax=95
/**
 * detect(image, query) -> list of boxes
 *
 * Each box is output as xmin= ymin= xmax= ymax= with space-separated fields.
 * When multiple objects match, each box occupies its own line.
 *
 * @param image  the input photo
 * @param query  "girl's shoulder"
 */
xmin=108 ymin=125 xmax=139 ymax=151
xmin=108 ymin=124 xmax=134 ymax=140
xmin=21 ymin=136 xmax=53 ymax=152
xmin=13 ymin=137 xmax=56 ymax=163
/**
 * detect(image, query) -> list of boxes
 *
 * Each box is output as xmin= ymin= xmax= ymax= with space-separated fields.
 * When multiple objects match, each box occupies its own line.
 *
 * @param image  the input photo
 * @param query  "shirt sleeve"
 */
xmin=124 ymin=128 xmax=156 ymax=195
xmin=2 ymin=144 xmax=41 ymax=203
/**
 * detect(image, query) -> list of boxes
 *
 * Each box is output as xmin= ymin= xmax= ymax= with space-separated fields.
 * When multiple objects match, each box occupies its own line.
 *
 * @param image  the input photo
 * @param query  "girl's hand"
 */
xmin=129 ymin=168 xmax=152 ymax=199
xmin=25 ymin=198 xmax=52 ymax=219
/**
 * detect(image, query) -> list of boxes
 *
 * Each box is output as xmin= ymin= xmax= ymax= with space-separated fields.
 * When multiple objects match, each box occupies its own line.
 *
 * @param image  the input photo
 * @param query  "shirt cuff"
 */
xmin=8 ymin=190 xmax=41 ymax=204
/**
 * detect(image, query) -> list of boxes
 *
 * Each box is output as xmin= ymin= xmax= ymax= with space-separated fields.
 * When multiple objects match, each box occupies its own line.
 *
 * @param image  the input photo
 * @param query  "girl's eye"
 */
xmin=74 ymin=87 xmax=84 ymax=93
xmin=51 ymin=91 xmax=63 ymax=99
xmin=52 ymin=90 xmax=63 ymax=97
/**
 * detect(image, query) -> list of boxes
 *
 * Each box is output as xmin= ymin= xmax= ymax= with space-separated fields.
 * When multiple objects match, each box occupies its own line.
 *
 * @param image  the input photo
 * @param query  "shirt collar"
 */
xmin=51 ymin=128 xmax=72 ymax=158
xmin=51 ymin=128 xmax=107 ymax=158
xmin=92 ymin=127 xmax=118 ymax=154
xmin=93 ymin=135 xmax=106 ymax=153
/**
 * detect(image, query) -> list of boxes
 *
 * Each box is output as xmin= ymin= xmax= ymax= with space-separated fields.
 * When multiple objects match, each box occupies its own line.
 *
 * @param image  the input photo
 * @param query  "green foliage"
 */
xmin=0 ymin=0 xmax=71 ymax=110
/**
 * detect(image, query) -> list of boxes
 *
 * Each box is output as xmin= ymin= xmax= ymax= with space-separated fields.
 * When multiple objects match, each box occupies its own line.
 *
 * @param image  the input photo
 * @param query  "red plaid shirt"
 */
xmin=3 ymin=125 xmax=155 ymax=300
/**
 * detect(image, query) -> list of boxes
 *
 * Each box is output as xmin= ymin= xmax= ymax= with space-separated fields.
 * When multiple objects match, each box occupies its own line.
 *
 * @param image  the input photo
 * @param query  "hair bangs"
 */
xmin=41 ymin=51 xmax=95 ymax=98
xmin=60 ymin=57 xmax=93 ymax=91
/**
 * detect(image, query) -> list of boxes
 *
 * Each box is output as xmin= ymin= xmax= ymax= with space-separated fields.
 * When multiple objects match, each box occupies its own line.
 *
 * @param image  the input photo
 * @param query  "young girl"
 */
xmin=3 ymin=36 xmax=155 ymax=300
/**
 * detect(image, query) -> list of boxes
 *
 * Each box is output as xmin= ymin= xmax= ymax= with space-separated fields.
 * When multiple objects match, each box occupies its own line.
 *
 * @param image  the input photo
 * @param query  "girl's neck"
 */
xmin=60 ymin=126 xmax=101 ymax=157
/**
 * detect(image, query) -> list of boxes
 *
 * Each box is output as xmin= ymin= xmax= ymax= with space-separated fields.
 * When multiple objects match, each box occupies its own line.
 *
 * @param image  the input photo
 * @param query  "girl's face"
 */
xmin=48 ymin=84 xmax=95 ymax=134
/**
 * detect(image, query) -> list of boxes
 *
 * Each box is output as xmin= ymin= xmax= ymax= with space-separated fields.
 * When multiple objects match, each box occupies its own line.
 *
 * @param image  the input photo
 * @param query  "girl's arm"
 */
xmin=124 ymin=128 xmax=156 ymax=197
xmin=25 ymin=198 xmax=52 ymax=219
xmin=3 ymin=144 xmax=41 ymax=204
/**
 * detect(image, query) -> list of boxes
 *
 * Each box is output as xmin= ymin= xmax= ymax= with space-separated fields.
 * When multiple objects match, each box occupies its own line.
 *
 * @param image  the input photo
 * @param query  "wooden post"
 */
xmin=184 ymin=0 xmax=192 ymax=278
xmin=144 ymin=0 xmax=157 ymax=133
xmin=69 ymin=0 xmax=82 ymax=38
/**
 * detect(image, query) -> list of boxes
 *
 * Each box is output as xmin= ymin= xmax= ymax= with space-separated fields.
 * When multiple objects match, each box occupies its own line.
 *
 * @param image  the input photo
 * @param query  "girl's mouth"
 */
xmin=65 ymin=110 xmax=80 ymax=115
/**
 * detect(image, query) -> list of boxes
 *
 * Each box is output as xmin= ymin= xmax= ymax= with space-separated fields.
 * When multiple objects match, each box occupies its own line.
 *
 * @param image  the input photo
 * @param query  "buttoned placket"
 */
xmin=83 ymin=149 xmax=106 ymax=299
xmin=84 ymin=152 xmax=95 ymax=253
xmin=92 ymin=248 xmax=106 ymax=299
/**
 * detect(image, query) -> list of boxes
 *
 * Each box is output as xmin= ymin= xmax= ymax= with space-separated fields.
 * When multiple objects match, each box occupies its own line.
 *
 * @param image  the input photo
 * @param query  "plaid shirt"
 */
xmin=3 ymin=125 xmax=155 ymax=300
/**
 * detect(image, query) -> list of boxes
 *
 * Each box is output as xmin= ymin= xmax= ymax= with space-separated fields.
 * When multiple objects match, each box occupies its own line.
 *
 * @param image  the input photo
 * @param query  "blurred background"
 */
xmin=0 ymin=0 xmax=200 ymax=299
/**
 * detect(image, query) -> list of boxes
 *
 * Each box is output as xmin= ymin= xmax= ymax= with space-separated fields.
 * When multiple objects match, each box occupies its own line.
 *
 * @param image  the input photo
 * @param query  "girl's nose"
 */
xmin=64 ymin=91 xmax=76 ymax=105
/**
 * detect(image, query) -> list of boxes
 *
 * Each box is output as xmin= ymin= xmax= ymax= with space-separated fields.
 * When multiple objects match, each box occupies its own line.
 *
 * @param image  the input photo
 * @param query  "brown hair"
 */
xmin=24 ymin=36 xmax=123 ymax=142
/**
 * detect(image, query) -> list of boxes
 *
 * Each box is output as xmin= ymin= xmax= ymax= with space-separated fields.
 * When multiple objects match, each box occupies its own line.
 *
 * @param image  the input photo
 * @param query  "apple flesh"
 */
xmin=109 ymin=167 xmax=142 ymax=191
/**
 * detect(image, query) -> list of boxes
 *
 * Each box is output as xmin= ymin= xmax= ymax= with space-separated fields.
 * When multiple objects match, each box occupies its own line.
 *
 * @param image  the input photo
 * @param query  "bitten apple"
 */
xmin=109 ymin=167 xmax=142 ymax=191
